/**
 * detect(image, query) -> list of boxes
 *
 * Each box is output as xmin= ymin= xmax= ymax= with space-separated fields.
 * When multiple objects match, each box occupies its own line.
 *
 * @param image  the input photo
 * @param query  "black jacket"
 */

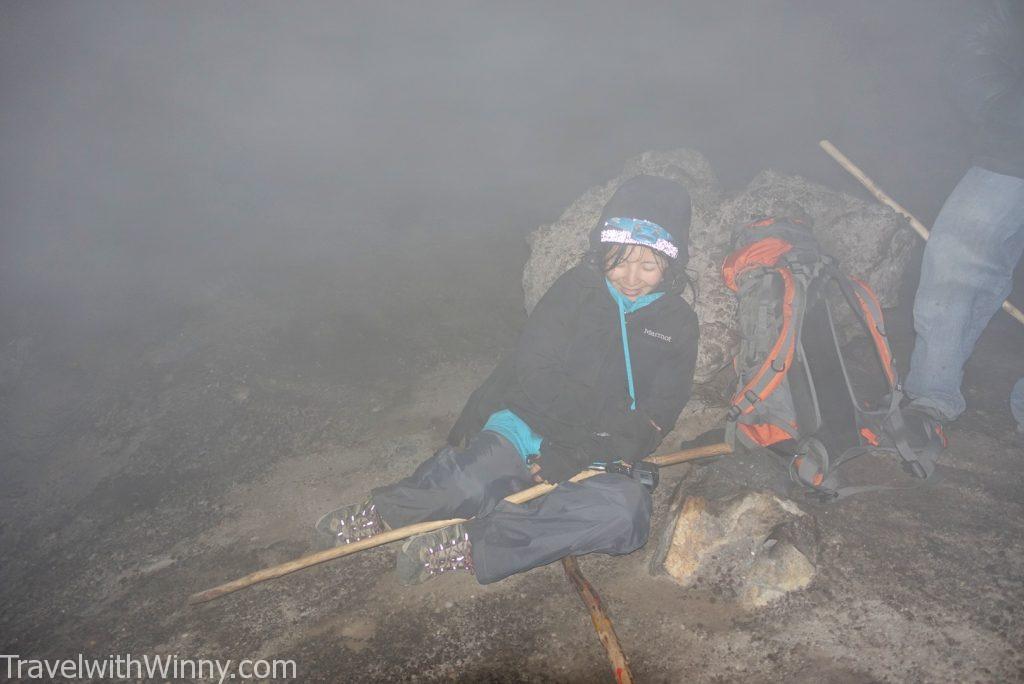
xmin=951 ymin=0 xmax=1024 ymax=178
xmin=450 ymin=262 xmax=699 ymax=453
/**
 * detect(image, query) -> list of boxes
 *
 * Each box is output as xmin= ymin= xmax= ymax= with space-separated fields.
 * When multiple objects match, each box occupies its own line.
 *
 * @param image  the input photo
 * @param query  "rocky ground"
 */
xmin=1 ymin=217 xmax=1022 ymax=683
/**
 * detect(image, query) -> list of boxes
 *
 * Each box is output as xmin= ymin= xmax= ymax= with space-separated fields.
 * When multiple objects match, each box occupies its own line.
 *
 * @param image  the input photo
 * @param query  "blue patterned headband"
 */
xmin=599 ymin=217 xmax=679 ymax=259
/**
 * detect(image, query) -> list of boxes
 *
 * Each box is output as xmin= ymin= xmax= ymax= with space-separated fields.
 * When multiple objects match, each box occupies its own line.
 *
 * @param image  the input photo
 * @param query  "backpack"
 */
xmin=721 ymin=216 xmax=944 ymax=500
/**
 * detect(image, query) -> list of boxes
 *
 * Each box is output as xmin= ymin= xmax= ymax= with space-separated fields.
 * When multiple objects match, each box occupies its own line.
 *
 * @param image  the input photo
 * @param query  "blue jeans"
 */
xmin=906 ymin=167 xmax=1024 ymax=423
xmin=1012 ymin=378 xmax=1024 ymax=431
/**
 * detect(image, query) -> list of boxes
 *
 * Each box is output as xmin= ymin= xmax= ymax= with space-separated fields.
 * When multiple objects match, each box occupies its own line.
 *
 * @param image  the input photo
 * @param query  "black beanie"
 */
xmin=590 ymin=175 xmax=692 ymax=264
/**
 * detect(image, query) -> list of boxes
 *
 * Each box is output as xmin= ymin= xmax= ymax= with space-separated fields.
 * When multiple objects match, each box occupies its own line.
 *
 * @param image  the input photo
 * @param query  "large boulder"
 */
xmin=522 ymin=149 xmax=915 ymax=440
xmin=653 ymin=486 xmax=818 ymax=610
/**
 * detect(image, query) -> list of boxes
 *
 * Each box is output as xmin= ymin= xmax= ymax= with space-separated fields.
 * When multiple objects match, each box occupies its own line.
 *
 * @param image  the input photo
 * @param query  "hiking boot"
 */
xmin=902 ymin=407 xmax=948 ymax=451
xmin=396 ymin=523 xmax=474 ymax=586
xmin=314 ymin=498 xmax=386 ymax=547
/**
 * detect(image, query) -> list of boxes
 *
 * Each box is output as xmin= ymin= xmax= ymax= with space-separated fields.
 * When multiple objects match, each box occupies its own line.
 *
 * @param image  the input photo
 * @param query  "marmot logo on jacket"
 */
xmin=643 ymin=328 xmax=672 ymax=342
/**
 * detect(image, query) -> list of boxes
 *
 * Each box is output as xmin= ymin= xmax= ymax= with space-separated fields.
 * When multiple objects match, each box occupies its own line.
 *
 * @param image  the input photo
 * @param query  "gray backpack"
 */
xmin=723 ymin=216 xmax=943 ymax=500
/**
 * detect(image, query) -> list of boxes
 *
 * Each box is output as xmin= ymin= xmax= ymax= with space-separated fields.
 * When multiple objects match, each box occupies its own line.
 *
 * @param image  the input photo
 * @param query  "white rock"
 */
xmin=659 ymin=490 xmax=817 ymax=609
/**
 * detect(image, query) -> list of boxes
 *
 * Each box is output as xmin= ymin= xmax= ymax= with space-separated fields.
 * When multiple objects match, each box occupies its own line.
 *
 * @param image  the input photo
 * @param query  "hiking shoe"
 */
xmin=314 ymin=499 xmax=386 ymax=547
xmin=396 ymin=523 xmax=474 ymax=586
xmin=902 ymin=407 xmax=948 ymax=451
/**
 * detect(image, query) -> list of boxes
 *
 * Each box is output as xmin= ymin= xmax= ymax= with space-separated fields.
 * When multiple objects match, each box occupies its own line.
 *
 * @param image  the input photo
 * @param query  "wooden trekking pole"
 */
xmin=562 ymin=555 xmax=634 ymax=684
xmin=187 ymin=441 xmax=732 ymax=605
xmin=819 ymin=139 xmax=1024 ymax=327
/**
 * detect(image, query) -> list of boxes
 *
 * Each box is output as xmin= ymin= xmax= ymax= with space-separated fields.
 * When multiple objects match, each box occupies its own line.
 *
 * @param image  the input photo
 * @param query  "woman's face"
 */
xmin=604 ymin=245 xmax=666 ymax=301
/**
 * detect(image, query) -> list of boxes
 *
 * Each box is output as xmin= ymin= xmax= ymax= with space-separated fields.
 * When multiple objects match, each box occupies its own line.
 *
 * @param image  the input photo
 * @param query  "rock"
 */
xmin=657 ymin=489 xmax=817 ymax=609
xmin=741 ymin=538 xmax=817 ymax=608
xmin=521 ymin=150 xmax=916 ymax=440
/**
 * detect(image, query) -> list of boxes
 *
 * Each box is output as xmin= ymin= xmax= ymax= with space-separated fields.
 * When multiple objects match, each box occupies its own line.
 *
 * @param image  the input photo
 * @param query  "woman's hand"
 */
xmin=607 ymin=408 xmax=662 ymax=463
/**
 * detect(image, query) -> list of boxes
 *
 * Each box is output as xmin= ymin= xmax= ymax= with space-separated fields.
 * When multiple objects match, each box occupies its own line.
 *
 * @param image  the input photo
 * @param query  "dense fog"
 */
xmin=1 ymin=1 xmax=972 ymax=366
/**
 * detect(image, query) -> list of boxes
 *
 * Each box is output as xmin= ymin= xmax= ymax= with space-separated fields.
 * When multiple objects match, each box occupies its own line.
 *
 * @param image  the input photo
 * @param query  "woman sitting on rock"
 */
xmin=316 ymin=175 xmax=700 ymax=585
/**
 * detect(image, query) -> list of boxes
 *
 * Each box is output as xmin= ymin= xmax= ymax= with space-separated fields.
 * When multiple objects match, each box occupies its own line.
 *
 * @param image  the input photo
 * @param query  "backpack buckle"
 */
xmin=803 ymin=489 xmax=839 ymax=504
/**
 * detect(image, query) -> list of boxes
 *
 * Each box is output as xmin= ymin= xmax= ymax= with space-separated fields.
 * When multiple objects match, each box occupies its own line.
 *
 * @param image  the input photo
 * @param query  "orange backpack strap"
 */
xmin=848 ymin=278 xmax=897 ymax=388
xmin=728 ymin=265 xmax=803 ymax=420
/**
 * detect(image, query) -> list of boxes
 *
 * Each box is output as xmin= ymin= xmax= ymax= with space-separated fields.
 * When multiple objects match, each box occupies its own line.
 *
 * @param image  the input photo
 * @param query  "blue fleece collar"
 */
xmin=604 ymin=279 xmax=664 ymax=312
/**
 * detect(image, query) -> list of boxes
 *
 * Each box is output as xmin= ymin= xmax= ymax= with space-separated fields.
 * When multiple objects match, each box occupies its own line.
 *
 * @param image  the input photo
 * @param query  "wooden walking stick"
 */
xmin=819 ymin=139 xmax=1024 ymax=327
xmin=187 ymin=441 xmax=732 ymax=605
xmin=562 ymin=555 xmax=634 ymax=684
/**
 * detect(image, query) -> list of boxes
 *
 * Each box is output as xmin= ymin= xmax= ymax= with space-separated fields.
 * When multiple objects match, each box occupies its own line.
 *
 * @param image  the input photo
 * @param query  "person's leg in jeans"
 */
xmin=1012 ymin=377 xmax=1024 ymax=434
xmin=906 ymin=167 xmax=1024 ymax=421
xmin=467 ymin=474 xmax=652 ymax=584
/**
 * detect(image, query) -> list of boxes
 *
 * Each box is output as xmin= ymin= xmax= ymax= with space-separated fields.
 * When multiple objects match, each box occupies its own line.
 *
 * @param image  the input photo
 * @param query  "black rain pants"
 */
xmin=371 ymin=431 xmax=652 ymax=584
